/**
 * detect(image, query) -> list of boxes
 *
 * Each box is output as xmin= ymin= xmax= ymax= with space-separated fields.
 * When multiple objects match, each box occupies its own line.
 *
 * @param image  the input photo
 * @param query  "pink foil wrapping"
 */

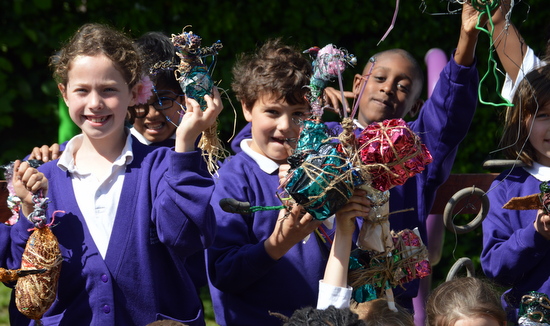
xmin=357 ymin=119 xmax=433 ymax=192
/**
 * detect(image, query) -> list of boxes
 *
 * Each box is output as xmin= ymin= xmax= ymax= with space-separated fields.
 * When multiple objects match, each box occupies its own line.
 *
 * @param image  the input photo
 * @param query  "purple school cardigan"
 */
xmin=207 ymin=152 xmax=338 ymax=326
xmin=9 ymin=137 xmax=215 ymax=326
xmin=481 ymin=167 xmax=550 ymax=322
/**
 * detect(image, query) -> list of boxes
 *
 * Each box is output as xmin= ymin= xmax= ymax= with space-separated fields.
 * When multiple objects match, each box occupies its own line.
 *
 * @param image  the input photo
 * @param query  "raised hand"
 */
xmin=335 ymin=188 xmax=371 ymax=235
xmin=264 ymin=203 xmax=322 ymax=260
xmin=28 ymin=143 xmax=61 ymax=162
xmin=11 ymin=160 xmax=48 ymax=216
xmin=324 ymin=86 xmax=354 ymax=115
xmin=175 ymin=87 xmax=224 ymax=152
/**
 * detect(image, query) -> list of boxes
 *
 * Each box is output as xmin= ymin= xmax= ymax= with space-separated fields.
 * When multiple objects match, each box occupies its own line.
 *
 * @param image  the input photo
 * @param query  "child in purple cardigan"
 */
xmin=24 ymin=30 xmax=210 ymax=295
xmin=207 ymin=38 xmax=341 ymax=326
xmin=481 ymin=65 xmax=550 ymax=323
xmin=10 ymin=23 xmax=222 ymax=325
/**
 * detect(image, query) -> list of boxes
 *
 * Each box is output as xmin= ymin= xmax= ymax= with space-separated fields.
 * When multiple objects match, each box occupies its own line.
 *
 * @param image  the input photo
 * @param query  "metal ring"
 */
xmin=443 ymin=186 xmax=490 ymax=234
xmin=446 ymin=257 xmax=475 ymax=281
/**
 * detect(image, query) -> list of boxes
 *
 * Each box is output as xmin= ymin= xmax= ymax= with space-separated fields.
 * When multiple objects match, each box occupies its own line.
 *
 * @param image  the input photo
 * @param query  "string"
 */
xmin=217 ymin=86 xmax=239 ymax=143
xmin=419 ymin=0 xmax=462 ymax=16
xmin=473 ymin=0 xmax=515 ymax=108
xmin=350 ymin=58 xmax=375 ymax=120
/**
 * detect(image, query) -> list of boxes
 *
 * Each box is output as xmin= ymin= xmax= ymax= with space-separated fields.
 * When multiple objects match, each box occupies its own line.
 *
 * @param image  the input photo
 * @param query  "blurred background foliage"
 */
xmin=3 ymin=0 xmax=548 ymax=169
xmin=0 ymin=0 xmax=549 ymax=324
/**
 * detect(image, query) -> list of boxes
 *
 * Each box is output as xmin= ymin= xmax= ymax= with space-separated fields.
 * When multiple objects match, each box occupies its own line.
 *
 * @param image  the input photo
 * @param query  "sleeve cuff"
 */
xmin=316 ymin=280 xmax=352 ymax=309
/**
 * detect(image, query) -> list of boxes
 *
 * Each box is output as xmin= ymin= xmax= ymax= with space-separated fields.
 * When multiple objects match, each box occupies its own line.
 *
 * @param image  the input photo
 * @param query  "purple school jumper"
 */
xmin=49 ymin=135 xmax=208 ymax=291
xmin=207 ymin=151 xmax=341 ymax=326
xmin=8 ymin=138 xmax=215 ymax=326
xmin=481 ymin=167 xmax=550 ymax=322
xmin=227 ymin=53 xmax=478 ymax=313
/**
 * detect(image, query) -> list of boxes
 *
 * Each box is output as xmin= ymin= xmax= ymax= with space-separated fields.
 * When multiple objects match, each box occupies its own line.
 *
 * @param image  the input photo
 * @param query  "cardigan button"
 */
xmin=103 ymin=305 xmax=111 ymax=314
xmin=101 ymin=274 xmax=108 ymax=283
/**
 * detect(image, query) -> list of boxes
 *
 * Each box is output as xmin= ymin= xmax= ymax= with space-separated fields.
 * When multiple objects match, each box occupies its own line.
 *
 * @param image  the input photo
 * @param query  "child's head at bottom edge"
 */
xmin=276 ymin=305 xmax=366 ymax=326
xmin=146 ymin=321 xmax=187 ymax=326
xmin=351 ymin=298 xmax=415 ymax=326
xmin=425 ymin=277 xmax=507 ymax=326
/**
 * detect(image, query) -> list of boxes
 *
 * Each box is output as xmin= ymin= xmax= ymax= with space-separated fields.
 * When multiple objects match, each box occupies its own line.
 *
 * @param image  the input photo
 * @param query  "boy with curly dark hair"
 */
xmin=206 ymin=38 xmax=327 ymax=326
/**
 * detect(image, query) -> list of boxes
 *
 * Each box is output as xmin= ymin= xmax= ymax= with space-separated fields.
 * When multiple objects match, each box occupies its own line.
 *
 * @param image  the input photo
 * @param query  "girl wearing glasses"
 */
xmin=130 ymin=32 xmax=187 ymax=147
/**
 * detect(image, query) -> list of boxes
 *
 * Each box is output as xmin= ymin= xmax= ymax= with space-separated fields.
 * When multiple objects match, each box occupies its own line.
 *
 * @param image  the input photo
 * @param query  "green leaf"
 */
xmin=0 ymin=57 xmax=13 ymax=73
xmin=32 ymin=0 xmax=52 ymax=10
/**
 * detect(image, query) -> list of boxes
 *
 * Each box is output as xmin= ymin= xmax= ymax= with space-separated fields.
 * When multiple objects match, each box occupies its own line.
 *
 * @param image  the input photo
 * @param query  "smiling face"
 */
xmin=243 ymin=93 xmax=310 ymax=164
xmin=132 ymin=88 xmax=184 ymax=143
xmin=527 ymin=103 xmax=550 ymax=166
xmin=59 ymin=54 xmax=137 ymax=143
xmin=354 ymin=51 xmax=423 ymax=126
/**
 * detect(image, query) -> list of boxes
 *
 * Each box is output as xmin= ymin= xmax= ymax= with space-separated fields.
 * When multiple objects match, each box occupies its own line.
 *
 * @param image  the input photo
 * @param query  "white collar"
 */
xmin=353 ymin=119 xmax=366 ymax=130
xmin=58 ymin=130 xmax=134 ymax=172
xmin=130 ymin=127 xmax=152 ymax=145
xmin=240 ymin=139 xmax=280 ymax=174
xmin=129 ymin=127 xmax=176 ymax=145
xmin=523 ymin=161 xmax=550 ymax=181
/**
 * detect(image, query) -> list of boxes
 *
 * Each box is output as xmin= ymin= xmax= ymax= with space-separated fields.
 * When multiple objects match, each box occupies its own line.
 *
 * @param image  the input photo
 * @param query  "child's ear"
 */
xmin=58 ymin=83 xmax=69 ymax=106
xmin=408 ymin=99 xmax=424 ymax=118
xmin=128 ymin=85 xmax=139 ymax=107
xmin=352 ymin=73 xmax=364 ymax=96
xmin=242 ymin=101 xmax=253 ymax=123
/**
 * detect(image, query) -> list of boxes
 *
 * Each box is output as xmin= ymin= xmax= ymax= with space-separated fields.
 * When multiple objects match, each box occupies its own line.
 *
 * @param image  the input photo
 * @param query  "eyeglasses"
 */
xmin=131 ymin=89 xmax=185 ymax=119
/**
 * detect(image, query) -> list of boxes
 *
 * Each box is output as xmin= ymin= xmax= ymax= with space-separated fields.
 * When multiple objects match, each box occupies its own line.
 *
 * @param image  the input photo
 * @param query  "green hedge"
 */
xmin=1 ymin=0 xmax=548 ymax=323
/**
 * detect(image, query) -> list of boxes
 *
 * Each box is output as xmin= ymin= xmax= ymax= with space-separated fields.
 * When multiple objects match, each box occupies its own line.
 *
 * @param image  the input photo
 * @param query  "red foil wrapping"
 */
xmin=357 ymin=119 xmax=433 ymax=192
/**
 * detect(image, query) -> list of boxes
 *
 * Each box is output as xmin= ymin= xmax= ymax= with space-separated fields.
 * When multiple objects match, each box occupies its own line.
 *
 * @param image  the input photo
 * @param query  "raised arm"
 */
xmin=490 ymin=0 xmax=527 ymax=82
xmin=322 ymin=189 xmax=369 ymax=287
xmin=317 ymin=188 xmax=370 ymax=310
xmin=455 ymin=1 xmax=487 ymax=67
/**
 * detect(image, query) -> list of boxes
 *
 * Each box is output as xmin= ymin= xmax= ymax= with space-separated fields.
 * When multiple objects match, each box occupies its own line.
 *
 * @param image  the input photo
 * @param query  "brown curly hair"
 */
xmin=231 ymin=38 xmax=312 ymax=110
xmin=51 ymin=23 xmax=142 ymax=90
xmin=274 ymin=305 xmax=366 ymax=326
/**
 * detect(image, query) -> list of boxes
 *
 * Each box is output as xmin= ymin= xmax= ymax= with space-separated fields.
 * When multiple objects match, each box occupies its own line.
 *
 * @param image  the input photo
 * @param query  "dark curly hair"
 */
xmin=232 ymin=38 xmax=312 ymax=109
xmin=51 ymin=23 xmax=142 ymax=90
xmin=135 ymin=31 xmax=182 ymax=92
xmin=274 ymin=306 xmax=366 ymax=326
